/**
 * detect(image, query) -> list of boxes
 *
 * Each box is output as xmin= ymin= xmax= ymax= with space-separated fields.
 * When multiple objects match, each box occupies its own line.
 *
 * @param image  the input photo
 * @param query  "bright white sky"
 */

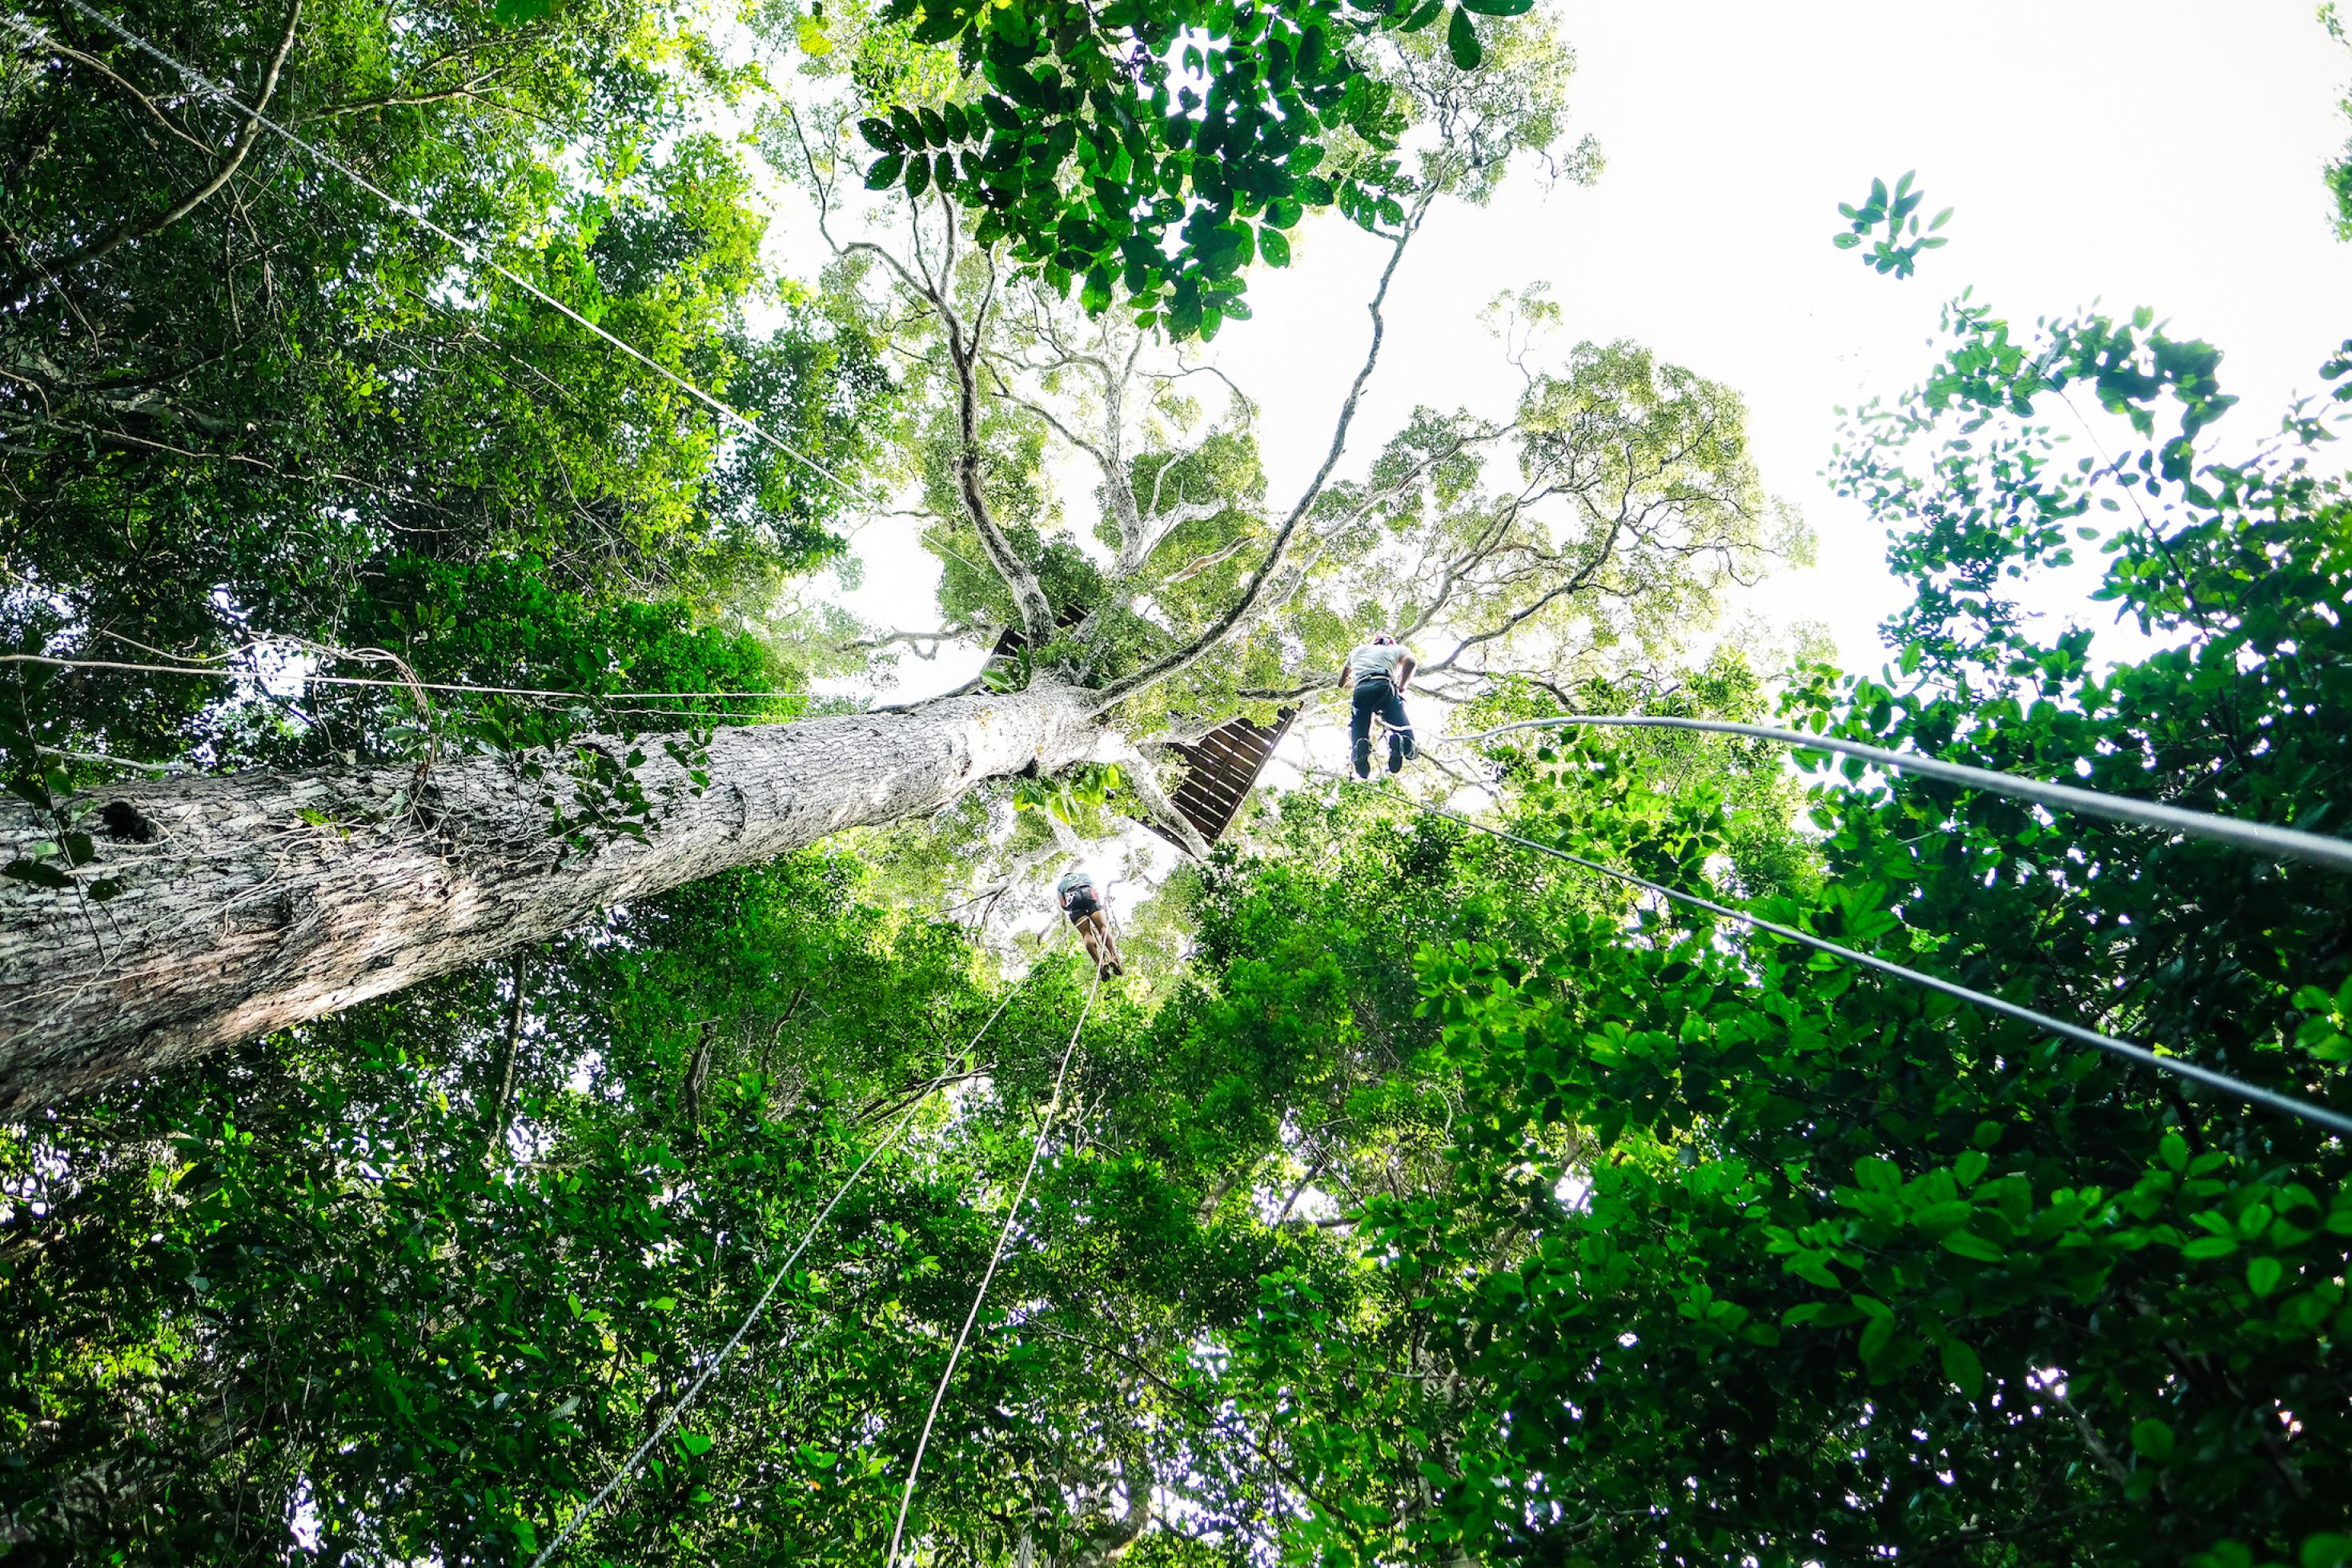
xmin=825 ymin=0 xmax=2352 ymax=685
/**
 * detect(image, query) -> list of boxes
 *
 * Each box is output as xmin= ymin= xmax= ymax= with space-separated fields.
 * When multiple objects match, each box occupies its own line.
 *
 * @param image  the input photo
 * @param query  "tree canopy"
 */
xmin=2 ymin=2 xmax=2349 ymax=1565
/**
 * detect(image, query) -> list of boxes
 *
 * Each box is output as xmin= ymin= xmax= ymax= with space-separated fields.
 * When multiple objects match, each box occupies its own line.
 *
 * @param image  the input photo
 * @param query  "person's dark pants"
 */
xmin=1350 ymin=676 xmax=1414 ymax=777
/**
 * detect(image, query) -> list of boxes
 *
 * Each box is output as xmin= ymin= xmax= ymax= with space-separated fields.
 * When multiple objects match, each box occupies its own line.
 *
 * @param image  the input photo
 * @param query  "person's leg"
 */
xmin=1095 ymin=911 xmax=1125 ymax=976
xmin=1351 ymin=681 xmax=1379 ymax=778
xmin=1072 ymin=912 xmax=1106 ymax=970
xmin=1380 ymin=683 xmax=1414 ymax=772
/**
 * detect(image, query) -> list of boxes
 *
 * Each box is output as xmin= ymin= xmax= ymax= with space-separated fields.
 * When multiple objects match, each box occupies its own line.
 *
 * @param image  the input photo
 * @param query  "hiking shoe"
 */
xmin=1352 ymin=736 xmax=1373 ymax=778
xmin=1387 ymin=731 xmax=1406 ymax=773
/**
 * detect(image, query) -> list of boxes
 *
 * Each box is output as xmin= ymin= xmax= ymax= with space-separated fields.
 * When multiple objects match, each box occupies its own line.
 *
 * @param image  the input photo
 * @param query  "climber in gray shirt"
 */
xmin=1337 ymin=633 xmax=1416 ymax=779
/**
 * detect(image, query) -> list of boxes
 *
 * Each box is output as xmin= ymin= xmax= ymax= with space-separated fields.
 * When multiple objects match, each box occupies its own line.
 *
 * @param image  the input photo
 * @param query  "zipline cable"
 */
xmin=1304 ymin=765 xmax=2352 ymax=1139
xmin=528 ymin=957 xmax=1056 ymax=1567
xmin=0 ymin=652 xmax=813 ymax=706
xmin=6 ymin=1 xmax=889 ymax=515
xmin=885 ymin=964 xmax=1104 ymax=1568
xmin=1451 ymin=714 xmax=2352 ymax=876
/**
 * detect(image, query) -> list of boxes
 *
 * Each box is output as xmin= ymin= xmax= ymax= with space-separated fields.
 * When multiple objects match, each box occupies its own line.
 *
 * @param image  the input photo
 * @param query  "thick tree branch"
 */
xmin=1089 ymin=195 xmax=1434 ymax=713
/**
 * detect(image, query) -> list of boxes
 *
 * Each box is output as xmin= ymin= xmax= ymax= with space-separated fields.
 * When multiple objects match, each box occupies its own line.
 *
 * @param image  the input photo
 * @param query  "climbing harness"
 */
xmin=10 ymin=1 xmax=886 ymax=517
xmin=528 ymin=953 xmax=1059 ymax=1566
xmin=1304 ymin=764 xmax=2352 ymax=1138
xmin=1448 ymin=714 xmax=2352 ymax=876
xmin=885 ymin=964 xmax=1103 ymax=1568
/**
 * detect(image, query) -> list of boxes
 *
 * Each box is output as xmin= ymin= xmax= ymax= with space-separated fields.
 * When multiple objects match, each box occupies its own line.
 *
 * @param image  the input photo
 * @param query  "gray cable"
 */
xmin=1307 ymin=766 xmax=2352 ymax=1138
xmin=885 ymin=964 xmax=1102 ymax=1568
xmin=8 ymin=2 xmax=887 ymax=514
xmin=1451 ymin=714 xmax=2352 ymax=876
xmin=528 ymin=964 xmax=1049 ymax=1566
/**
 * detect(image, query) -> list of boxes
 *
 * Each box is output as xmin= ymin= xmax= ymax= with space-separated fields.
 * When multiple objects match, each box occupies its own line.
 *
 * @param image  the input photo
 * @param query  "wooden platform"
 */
xmin=993 ymin=608 xmax=1294 ymax=850
xmin=1141 ymin=708 xmax=1298 ymax=849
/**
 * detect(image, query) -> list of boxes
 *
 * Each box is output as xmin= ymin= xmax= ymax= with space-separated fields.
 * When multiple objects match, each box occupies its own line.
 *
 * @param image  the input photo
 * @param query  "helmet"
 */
xmin=1371 ymin=632 xmax=1398 ymax=645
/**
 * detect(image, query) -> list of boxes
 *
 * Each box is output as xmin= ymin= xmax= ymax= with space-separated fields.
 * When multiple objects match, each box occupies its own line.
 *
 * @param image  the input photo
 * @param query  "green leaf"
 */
xmin=1447 ymin=6 xmax=1483 ymax=69
xmin=2129 ymin=1417 xmax=2174 ymax=1462
xmin=1856 ymin=1313 xmax=1893 ymax=1365
xmin=858 ymin=117 xmax=902 ymax=152
xmin=1 ymin=859 xmax=70 ymax=889
xmin=2158 ymin=1131 xmax=2189 ymax=1171
xmin=2246 ymin=1255 xmax=2284 ymax=1297
xmin=905 ymin=154 xmax=933 ymax=199
xmin=1399 ymin=0 xmax=1447 ymax=30
xmin=1938 ymin=1336 xmax=1983 ymax=1398
xmin=1260 ymin=229 xmax=1291 ymax=268
xmin=2181 ymin=1234 xmax=2239 ymax=1259
xmin=677 ymin=1430 xmax=714 ymax=1456
xmin=865 ymin=154 xmax=905 ymax=190
xmin=1459 ymin=0 xmax=1533 ymax=12
xmin=2302 ymin=1533 xmax=2352 ymax=1568
xmin=1939 ymin=1229 xmax=2005 ymax=1263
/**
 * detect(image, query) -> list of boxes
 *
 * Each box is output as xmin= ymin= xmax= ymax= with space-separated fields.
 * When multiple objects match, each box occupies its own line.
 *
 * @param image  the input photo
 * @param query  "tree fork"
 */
xmin=0 ymin=685 xmax=1103 ymax=1113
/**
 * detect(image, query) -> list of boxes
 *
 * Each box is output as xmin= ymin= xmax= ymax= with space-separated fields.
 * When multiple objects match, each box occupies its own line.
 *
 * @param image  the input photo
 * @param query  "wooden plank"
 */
xmin=1132 ymin=705 xmax=1298 ymax=848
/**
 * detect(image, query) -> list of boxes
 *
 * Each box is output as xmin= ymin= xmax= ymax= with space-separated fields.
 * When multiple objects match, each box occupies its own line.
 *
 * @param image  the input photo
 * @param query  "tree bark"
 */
xmin=0 ymin=684 xmax=1103 ymax=1113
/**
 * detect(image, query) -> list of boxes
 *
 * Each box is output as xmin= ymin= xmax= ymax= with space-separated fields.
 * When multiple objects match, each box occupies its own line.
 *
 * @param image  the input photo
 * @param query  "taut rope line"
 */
xmin=1451 ymin=714 xmax=2352 ymax=876
xmin=884 ymin=964 xmax=1103 ymax=1568
xmin=8 ymin=1 xmax=888 ymax=515
xmin=528 ymin=957 xmax=1054 ymax=1566
xmin=1304 ymin=764 xmax=2352 ymax=1138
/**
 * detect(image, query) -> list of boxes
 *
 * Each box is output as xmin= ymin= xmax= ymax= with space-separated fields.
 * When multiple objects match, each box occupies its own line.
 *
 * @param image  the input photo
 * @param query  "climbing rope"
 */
xmin=885 ymin=963 xmax=1104 ymax=1568
xmin=8 ymin=1 xmax=889 ymax=516
xmin=1448 ymin=714 xmax=2352 ymax=876
xmin=1303 ymin=764 xmax=2352 ymax=1138
xmin=528 ymin=957 xmax=1055 ymax=1567
xmin=0 ymin=650 xmax=811 ymax=708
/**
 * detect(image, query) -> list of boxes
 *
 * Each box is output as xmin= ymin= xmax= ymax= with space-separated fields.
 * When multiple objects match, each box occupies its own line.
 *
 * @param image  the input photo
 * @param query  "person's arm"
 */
xmin=1335 ymin=660 xmax=1355 ymax=692
xmin=1394 ymin=652 xmax=1416 ymax=692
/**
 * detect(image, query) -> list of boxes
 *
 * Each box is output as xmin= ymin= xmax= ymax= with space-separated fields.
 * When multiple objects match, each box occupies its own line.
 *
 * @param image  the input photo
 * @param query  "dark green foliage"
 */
xmin=853 ymin=0 xmax=1518 ymax=338
xmin=1212 ymin=311 xmax=2352 ymax=1566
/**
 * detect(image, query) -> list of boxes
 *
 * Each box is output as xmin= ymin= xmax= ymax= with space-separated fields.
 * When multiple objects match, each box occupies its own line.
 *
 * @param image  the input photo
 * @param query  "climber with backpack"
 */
xmin=1338 ymin=632 xmax=1417 ymax=778
xmin=1056 ymin=865 xmax=1125 ymax=979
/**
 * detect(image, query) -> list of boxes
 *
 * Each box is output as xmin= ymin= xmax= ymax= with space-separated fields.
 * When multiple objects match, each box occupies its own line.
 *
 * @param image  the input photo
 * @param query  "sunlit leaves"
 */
xmin=1832 ymin=168 xmax=1953 ymax=278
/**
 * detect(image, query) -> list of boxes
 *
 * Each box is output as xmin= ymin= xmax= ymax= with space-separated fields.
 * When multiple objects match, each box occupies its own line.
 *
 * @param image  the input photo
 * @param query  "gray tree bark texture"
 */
xmin=0 ymin=686 xmax=1103 ymax=1113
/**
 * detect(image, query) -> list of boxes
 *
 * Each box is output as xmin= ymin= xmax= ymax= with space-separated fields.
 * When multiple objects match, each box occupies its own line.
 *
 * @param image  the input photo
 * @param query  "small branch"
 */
xmin=6 ymin=0 xmax=304 ymax=313
xmin=486 ymin=950 xmax=529 ymax=1161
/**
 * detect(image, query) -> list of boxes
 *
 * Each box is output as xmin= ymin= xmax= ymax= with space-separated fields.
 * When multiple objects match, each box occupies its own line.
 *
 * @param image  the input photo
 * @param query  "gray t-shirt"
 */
xmin=1347 ymin=641 xmax=1408 ymax=680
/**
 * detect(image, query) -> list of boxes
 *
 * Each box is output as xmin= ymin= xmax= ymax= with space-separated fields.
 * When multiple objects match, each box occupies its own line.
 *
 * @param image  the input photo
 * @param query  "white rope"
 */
xmin=8 ymin=1 xmax=890 ymax=515
xmin=884 ymin=964 xmax=1102 ymax=1568
xmin=528 ymin=962 xmax=1050 ymax=1566
xmin=1304 ymin=764 xmax=2352 ymax=1138
xmin=0 ymin=652 xmax=811 ymax=705
xmin=1450 ymin=713 xmax=2352 ymax=876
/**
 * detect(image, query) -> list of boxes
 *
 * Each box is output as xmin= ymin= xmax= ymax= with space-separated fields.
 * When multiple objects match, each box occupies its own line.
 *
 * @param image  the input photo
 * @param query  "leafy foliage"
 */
xmin=1834 ymin=169 xmax=1953 ymax=278
xmin=1 ymin=0 xmax=891 ymax=787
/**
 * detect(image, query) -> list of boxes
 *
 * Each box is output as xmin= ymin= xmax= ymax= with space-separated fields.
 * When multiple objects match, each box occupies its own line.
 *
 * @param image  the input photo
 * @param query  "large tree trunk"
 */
xmin=0 ymin=685 xmax=1103 ymax=1113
